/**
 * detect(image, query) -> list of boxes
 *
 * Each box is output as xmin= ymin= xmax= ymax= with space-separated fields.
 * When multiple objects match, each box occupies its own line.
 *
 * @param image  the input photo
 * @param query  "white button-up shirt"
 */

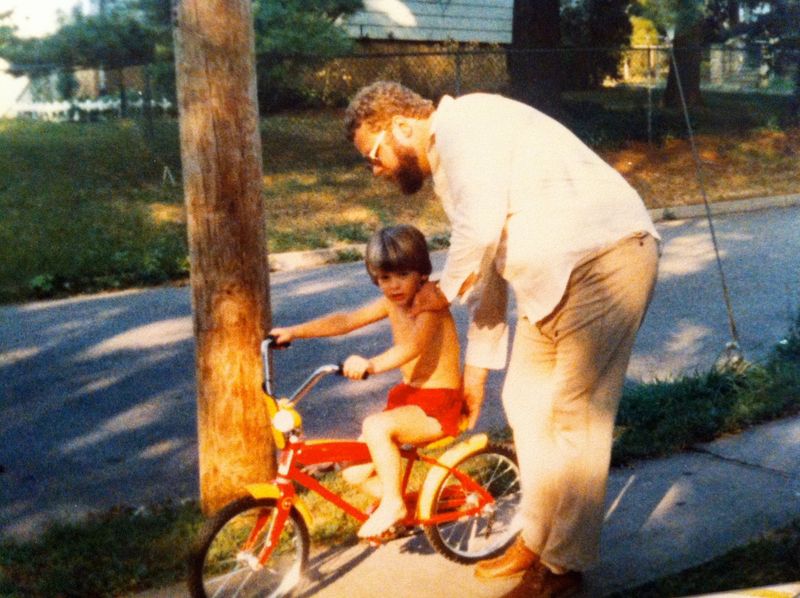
xmin=428 ymin=93 xmax=660 ymax=369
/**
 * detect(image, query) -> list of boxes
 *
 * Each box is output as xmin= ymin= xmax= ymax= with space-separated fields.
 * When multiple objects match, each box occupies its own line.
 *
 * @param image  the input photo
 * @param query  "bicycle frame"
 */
xmin=188 ymin=341 xmax=521 ymax=598
xmin=250 ymin=339 xmax=497 ymax=567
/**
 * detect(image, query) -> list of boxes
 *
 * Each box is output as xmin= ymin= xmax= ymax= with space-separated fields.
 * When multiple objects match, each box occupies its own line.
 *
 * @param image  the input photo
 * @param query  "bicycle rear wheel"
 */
xmin=423 ymin=444 xmax=521 ymax=564
xmin=188 ymin=496 xmax=309 ymax=598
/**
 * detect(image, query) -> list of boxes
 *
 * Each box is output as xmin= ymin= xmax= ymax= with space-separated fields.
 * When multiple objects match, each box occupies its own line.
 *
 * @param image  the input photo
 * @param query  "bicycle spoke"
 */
xmin=191 ymin=498 xmax=309 ymax=598
xmin=424 ymin=446 xmax=522 ymax=563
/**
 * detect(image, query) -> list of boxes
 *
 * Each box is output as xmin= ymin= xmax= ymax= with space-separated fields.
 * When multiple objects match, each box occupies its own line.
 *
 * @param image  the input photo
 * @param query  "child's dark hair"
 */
xmin=365 ymin=225 xmax=432 ymax=284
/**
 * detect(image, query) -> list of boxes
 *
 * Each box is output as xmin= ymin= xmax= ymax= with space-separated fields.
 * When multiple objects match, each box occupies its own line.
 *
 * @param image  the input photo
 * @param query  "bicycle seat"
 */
xmin=422 ymin=435 xmax=456 ymax=450
xmin=415 ymin=416 xmax=469 ymax=451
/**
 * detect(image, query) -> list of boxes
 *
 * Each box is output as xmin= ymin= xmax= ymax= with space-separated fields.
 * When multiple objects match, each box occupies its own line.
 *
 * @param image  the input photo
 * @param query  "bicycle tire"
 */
xmin=423 ymin=443 xmax=521 ymax=564
xmin=188 ymin=496 xmax=310 ymax=598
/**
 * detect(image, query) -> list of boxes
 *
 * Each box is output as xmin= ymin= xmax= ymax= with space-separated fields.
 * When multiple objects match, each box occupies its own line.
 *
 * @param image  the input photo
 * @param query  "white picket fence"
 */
xmin=11 ymin=96 xmax=173 ymax=121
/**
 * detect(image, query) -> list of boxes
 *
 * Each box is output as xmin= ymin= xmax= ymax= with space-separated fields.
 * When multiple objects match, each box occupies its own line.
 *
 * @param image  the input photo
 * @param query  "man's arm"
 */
xmin=462 ymin=263 xmax=509 ymax=428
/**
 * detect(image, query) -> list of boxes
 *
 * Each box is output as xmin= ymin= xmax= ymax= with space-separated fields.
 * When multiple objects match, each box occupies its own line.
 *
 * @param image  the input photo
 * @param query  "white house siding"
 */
xmin=341 ymin=0 xmax=513 ymax=44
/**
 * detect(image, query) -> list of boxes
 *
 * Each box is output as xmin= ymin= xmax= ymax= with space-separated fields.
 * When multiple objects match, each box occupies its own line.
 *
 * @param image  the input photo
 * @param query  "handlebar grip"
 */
xmin=337 ymin=363 xmax=369 ymax=380
xmin=266 ymin=334 xmax=291 ymax=349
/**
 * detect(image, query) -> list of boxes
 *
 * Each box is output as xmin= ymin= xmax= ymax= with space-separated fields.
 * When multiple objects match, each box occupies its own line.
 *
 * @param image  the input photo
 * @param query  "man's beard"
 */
xmin=393 ymin=145 xmax=425 ymax=195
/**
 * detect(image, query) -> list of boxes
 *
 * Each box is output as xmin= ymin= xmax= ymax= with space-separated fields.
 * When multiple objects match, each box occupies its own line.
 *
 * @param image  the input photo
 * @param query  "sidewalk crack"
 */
xmin=689 ymin=446 xmax=800 ymax=481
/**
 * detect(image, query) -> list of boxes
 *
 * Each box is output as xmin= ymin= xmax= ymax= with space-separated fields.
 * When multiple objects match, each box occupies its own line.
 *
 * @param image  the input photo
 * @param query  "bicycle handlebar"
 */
xmin=336 ymin=362 xmax=369 ymax=381
xmin=262 ymin=337 xmax=363 ymax=408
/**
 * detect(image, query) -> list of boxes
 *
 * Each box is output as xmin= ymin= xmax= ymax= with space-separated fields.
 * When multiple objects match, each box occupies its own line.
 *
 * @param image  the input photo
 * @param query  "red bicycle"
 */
xmin=188 ymin=338 xmax=521 ymax=598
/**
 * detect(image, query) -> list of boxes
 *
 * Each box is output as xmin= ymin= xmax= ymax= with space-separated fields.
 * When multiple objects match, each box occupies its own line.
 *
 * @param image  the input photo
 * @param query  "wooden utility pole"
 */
xmin=173 ymin=0 xmax=274 ymax=513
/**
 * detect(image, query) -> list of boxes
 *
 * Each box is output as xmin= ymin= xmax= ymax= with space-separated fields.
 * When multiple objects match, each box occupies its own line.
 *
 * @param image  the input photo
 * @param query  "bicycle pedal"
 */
xmin=362 ymin=524 xmax=408 ymax=546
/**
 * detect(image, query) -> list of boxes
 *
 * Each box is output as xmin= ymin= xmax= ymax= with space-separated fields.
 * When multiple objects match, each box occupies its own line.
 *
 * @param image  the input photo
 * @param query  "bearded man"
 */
xmin=344 ymin=81 xmax=660 ymax=598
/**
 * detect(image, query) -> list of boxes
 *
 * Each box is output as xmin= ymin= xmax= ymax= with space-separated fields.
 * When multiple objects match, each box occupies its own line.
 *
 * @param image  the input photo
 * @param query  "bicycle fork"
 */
xmin=238 ymin=484 xmax=296 ymax=570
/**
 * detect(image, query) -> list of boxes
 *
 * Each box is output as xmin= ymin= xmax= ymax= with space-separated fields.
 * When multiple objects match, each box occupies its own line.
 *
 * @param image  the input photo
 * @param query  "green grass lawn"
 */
xmin=611 ymin=521 xmax=800 ymax=597
xmin=0 ymin=119 xmax=188 ymax=303
xmin=0 ymin=113 xmax=449 ymax=303
xmin=1 ymin=88 xmax=798 ymax=304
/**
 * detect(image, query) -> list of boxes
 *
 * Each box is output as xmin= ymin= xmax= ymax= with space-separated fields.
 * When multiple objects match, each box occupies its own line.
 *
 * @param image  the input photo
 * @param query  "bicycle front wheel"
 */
xmin=188 ymin=496 xmax=309 ymax=598
xmin=423 ymin=444 xmax=521 ymax=564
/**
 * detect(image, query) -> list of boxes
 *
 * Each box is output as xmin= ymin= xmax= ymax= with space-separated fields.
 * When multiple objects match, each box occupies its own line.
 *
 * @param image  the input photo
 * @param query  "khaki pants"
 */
xmin=503 ymin=233 xmax=659 ymax=572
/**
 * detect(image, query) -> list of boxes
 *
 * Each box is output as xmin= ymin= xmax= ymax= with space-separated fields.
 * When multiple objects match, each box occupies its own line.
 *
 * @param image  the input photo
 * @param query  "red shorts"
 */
xmin=385 ymin=383 xmax=464 ymax=437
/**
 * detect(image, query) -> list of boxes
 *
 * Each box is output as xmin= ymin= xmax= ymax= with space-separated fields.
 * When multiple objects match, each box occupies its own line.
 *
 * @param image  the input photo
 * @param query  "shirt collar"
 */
xmin=430 ymin=95 xmax=454 ymax=136
xmin=427 ymin=95 xmax=454 ymax=160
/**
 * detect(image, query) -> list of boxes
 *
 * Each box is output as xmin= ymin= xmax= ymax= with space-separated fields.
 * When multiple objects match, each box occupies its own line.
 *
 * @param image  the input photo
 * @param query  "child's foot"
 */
xmin=357 ymin=500 xmax=407 ymax=539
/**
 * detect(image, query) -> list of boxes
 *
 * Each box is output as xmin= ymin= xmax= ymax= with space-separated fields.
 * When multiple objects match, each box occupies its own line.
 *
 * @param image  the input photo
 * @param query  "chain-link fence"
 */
xmin=2 ymin=44 xmax=798 ymax=172
xmin=261 ymin=44 xmax=799 ymax=165
xmin=5 ymin=44 xmax=798 ymax=116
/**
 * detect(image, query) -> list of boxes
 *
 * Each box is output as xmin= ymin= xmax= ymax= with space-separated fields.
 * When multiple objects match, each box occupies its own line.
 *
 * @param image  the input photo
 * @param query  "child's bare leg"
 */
xmin=357 ymin=406 xmax=442 ymax=538
xmin=342 ymin=434 xmax=381 ymax=497
xmin=342 ymin=462 xmax=375 ymax=485
xmin=342 ymin=463 xmax=382 ymax=499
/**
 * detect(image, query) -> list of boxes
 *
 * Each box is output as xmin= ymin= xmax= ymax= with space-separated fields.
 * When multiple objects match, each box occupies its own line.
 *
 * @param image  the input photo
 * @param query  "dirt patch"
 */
xmin=604 ymin=127 xmax=800 ymax=208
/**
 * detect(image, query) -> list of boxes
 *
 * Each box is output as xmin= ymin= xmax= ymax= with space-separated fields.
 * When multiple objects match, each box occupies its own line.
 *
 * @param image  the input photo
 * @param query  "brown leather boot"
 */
xmin=474 ymin=535 xmax=539 ymax=580
xmin=501 ymin=563 xmax=583 ymax=598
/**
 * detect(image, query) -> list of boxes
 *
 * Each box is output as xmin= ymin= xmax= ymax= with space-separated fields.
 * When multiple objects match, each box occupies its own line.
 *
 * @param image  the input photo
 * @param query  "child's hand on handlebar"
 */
xmin=342 ymin=355 xmax=372 ymax=380
xmin=269 ymin=328 xmax=294 ymax=345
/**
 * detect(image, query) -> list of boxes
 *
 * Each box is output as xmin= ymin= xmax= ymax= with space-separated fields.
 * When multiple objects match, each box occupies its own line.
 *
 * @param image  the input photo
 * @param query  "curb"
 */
xmin=268 ymin=194 xmax=800 ymax=273
xmin=647 ymin=193 xmax=800 ymax=222
xmin=269 ymin=244 xmax=367 ymax=272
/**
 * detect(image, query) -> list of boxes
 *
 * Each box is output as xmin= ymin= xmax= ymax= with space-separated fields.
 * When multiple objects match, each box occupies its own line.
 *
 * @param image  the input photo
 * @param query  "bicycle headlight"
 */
xmin=273 ymin=408 xmax=299 ymax=433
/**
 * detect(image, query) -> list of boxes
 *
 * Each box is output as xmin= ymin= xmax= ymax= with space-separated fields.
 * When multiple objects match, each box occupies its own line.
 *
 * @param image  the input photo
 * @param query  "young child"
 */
xmin=270 ymin=224 xmax=463 ymax=539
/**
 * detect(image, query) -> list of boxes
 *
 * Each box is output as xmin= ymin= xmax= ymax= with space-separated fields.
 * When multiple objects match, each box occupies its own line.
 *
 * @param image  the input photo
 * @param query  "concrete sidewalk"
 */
xmin=298 ymin=416 xmax=800 ymax=598
xmin=140 ymin=415 xmax=800 ymax=598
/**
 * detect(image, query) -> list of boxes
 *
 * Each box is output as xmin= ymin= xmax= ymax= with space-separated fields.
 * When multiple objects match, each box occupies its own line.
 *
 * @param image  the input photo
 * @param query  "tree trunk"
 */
xmin=791 ymin=52 xmax=800 ymax=122
xmin=727 ymin=0 xmax=740 ymax=27
xmin=173 ymin=0 xmax=274 ymax=514
xmin=118 ymin=72 xmax=127 ymax=118
xmin=663 ymin=17 xmax=704 ymax=108
xmin=506 ymin=0 xmax=563 ymax=117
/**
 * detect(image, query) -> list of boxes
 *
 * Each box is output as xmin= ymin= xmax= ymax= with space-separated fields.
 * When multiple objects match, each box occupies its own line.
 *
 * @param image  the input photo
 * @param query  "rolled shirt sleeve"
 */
xmin=464 ymin=260 xmax=509 ymax=369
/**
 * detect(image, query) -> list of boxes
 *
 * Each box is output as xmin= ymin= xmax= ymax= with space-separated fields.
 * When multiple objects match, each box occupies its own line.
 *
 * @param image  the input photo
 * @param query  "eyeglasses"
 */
xmin=365 ymin=130 xmax=386 ymax=167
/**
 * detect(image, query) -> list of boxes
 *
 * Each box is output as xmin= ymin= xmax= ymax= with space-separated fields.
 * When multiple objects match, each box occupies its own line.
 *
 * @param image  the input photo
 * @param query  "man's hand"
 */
xmin=411 ymin=281 xmax=449 ymax=316
xmin=342 ymin=354 xmax=373 ymax=380
xmin=463 ymin=364 xmax=489 ymax=430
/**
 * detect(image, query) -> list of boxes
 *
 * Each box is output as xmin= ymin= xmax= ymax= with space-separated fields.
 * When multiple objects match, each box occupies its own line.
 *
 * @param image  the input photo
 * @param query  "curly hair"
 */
xmin=344 ymin=81 xmax=435 ymax=141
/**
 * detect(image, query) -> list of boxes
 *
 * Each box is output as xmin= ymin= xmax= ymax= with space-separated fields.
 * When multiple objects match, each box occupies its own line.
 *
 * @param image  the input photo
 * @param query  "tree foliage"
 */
xmin=0 ymin=7 xmax=155 ymax=75
xmin=0 ymin=0 xmax=361 ymax=112
xmin=635 ymin=0 xmax=706 ymax=107
xmin=561 ymin=0 xmax=633 ymax=90
xmin=0 ymin=10 xmax=14 ymax=50
xmin=636 ymin=0 xmax=799 ymax=109
xmin=253 ymin=0 xmax=360 ymax=111
xmin=507 ymin=0 xmax=633 ymax=115
xmin=735 ymin=0 xmax=800 ymax=43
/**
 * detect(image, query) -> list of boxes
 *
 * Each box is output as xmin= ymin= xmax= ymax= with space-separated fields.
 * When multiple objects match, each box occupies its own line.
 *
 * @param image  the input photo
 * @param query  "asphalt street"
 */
xmin=1 ymin=205 xmax=799 ymax=539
